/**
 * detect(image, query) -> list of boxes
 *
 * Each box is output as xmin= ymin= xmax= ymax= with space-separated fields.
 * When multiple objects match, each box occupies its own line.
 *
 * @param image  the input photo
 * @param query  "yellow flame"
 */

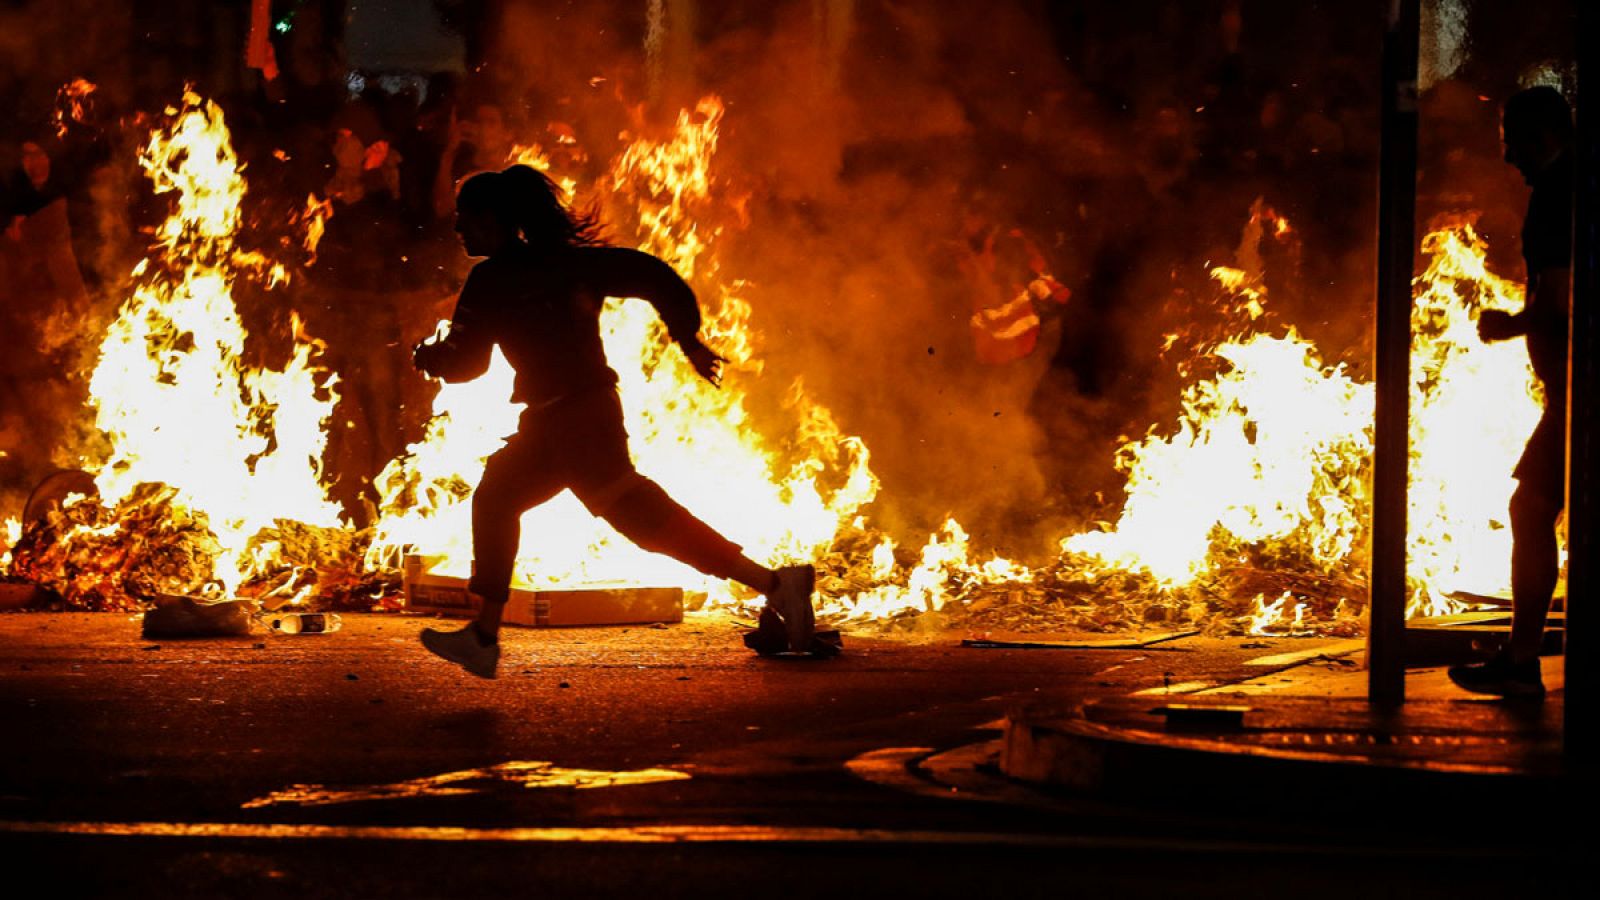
xmin=299 ymin=193 xmax=333 ymax=262
xmin=1406 ymin=223 xmax=1542 ymax=615
xmin=17 ymin=88 xmax=1546 ymax=635
xmin=368 ymin=96 xmax=877 ymax=609
xmin=1064 ymin=330 xmax=1372 ymax=586
xmin=0 ymin=517 xmax=20 ymax=570
xmin=1245 ymin=591 xmax=1320 ymax=636
xmin=87 ymin=92 xmax=342 ymax=594
xmin=1065 ymin=221 xmax=1548 ymax=614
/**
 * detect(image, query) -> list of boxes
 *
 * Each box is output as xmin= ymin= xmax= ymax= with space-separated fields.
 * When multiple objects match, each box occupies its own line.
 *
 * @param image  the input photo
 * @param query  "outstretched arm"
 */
xmin=592 ymin=247 xmax=725 ymax=385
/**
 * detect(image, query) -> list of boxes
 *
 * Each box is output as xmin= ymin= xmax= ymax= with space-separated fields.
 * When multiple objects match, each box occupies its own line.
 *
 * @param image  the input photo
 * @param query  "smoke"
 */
xmin=477 ymin=1 xmax=1148 ymax=554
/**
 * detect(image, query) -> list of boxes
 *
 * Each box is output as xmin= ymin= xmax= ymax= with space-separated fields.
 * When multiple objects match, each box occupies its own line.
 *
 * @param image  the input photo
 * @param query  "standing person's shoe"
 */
xmin=421 ymin=624 xmax=500 ymax=679
xmin=1447 ymin=653 xmax=1544 ymax=697
xmin=766 ymin=564 xmax=816 ymax=653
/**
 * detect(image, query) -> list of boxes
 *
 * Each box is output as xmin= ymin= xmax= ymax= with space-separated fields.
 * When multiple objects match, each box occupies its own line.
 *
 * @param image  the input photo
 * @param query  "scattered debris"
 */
xmin=140 ymin=594 xmax=253 ymax=638
xmin=0 ymin=582 xmax=51 ymax=610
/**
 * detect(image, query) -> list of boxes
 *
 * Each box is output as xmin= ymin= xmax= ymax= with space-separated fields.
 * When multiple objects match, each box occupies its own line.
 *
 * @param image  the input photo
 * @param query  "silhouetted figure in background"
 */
xmin=1450 ymin=86 xmax=1574 ymax=697
xmin=0 ymin=136 xmax=93 ymax=509
xmin=411 ymin=166 xmax=817 ymax=678
xmin=2 ymin=138 xmax=89 ymax=315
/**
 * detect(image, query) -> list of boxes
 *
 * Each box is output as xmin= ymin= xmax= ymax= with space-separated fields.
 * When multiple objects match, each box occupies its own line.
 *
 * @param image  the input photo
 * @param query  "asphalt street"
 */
xmin=0 ymin=613 xmax=1580 ymax=898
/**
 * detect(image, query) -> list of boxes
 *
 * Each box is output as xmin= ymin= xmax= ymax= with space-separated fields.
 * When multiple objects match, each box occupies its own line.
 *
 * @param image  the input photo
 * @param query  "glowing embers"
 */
xmin=53 ymin=78 xmax=98 ymax=137
xmin=243 ymin=760 xmax=690 ymax=809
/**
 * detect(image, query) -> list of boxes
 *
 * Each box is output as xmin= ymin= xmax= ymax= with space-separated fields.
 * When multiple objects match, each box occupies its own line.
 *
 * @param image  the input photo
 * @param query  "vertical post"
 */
xmin=1566 ymin=1 xmax=1598 ymax=762
xmin=1370 ymin=0 xmax=1420 ymax=706
xmin=646 ymin=0 xmax=697 ymax=108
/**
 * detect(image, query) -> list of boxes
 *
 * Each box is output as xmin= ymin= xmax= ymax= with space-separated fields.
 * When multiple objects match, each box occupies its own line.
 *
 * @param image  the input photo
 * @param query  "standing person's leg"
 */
xmin=1508 ymin=480 xmax=1563 ymax=664
xmin=1450 ymin=412 xmax=1563 ymax=696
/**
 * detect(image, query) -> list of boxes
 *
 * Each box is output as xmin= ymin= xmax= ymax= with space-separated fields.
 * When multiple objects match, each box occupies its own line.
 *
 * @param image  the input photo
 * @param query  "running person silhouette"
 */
xmin=413 ymin=165 xmax=815 ymax=678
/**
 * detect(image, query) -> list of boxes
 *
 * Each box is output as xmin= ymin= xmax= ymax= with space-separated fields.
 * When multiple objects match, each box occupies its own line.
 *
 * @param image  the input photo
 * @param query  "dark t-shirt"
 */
xmin=1521 ymin=151 xmax=1573 ymax=398
xmin=418 ymin=244 xmax=702 ymax=405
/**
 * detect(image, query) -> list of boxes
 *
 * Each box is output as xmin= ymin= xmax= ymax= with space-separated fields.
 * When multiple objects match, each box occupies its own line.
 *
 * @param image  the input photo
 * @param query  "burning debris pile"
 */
xmin=8 ymin=483 xmax=219 ymax=612
xmin=0 ymin=86 xmax=1551 ymax=637
xmin=5 ymin=91 xmax=368 ymax=611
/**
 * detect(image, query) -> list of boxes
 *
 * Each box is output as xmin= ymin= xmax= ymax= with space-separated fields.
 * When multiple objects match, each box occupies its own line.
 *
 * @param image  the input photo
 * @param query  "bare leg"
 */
xmin=723 ymin=556 xmax=780 ymax=595
xmin=467 ymin=434 xmax=562 ymax=644
xmin=473 ymin=597 xmax=507 ymax=644
xmin=584 ymin=471 xmax=814 ymax=652
xmin=1507 ymin=481 xmax=1562 ymax=664
xmin=586 ymin=475 xmax=778 ymax=593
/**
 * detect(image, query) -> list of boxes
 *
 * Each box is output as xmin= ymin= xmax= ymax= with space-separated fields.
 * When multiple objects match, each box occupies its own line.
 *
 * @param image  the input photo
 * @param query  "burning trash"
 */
xmin=0 ymin=78 xmax=1555 ymax=642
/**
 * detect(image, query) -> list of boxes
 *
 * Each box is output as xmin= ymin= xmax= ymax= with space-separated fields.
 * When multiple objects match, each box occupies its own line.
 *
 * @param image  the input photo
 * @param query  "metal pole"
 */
xmin=1369 ymin=0 xmax=1420 ymax=706
xmin=1567 ymin=1 xmax=1597 ymax=764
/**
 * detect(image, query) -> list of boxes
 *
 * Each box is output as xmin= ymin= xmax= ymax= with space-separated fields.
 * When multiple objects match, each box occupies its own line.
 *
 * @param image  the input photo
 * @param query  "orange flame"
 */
xmin=53 ymin=78 xmax=97 ymax=137
xmin=1064 ymin=219 xmax=1549 ymax=617
xmin=87 ymin=91 xmax=342 ymax=595
xmin=366 ymin=96 xmax=877 ymax=611
xmin=3 ymin=88 xmax=1553 ymax=636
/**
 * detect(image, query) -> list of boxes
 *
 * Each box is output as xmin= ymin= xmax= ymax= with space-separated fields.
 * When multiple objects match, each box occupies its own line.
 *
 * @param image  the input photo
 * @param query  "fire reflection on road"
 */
xmin=242 ymin=760 xmax=690 ymax=809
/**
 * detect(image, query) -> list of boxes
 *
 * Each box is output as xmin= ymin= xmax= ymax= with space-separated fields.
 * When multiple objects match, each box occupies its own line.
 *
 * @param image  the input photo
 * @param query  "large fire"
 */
xmin=0 ymin=88 xmax=1553 ymax=633
xmin=363 ymin=97 xmax=877 ymax=607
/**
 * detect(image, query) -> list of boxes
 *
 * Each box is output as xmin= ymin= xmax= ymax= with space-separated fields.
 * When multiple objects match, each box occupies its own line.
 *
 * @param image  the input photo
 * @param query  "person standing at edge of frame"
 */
xmin=1451 ymin=86 xmax=1575 ymax=698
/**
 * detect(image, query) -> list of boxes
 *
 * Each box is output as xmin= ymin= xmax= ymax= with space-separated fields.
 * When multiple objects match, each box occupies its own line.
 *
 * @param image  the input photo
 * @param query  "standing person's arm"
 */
xmin=1526 ymin=267 xmax=1571 ymax=340
xmin=591 ymin=247 xmax=725 ymax=386
xmin=414 ymin=267 xmax=495 ymax=382
xmin=1480 ymin=269 xmax=1570 ymax=343
xmin=1484 ymin=163 xmax=1573 ymax=345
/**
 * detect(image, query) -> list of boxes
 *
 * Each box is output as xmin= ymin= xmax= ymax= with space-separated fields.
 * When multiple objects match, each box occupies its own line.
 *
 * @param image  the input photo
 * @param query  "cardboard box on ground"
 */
xmin=401 ymin=555 xmax=683 ymax=628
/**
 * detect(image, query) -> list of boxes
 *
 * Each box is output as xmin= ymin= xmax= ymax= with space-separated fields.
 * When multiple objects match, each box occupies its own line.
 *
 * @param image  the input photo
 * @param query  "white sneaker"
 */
xmin=420 ymin=624 xmax=500 ymax=679
xmin=766 ymin=564 xmax=816 ymax=653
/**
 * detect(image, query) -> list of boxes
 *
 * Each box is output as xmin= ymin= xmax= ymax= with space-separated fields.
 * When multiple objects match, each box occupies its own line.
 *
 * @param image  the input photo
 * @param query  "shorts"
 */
xmin=1514 ymin=404 xmax=1567 ymax=508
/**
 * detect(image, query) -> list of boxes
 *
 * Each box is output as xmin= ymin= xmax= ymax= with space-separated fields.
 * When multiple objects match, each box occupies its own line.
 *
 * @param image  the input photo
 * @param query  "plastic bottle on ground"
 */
xmin=268 ymin=612 xmax=342 ymax=635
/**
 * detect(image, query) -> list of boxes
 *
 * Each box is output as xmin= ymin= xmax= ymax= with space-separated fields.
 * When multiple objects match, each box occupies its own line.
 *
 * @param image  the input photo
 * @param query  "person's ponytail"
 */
xmin=498 ymin=164 xmax=605 ymax=248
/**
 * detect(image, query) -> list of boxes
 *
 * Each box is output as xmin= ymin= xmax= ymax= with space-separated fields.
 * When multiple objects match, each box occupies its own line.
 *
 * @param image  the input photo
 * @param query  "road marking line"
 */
xmin=0 ymin=819 xmax=1546 ymax=859
xmin=1245 ymin=639 xmax=1366 ymax=667
xmin=1132 ymin=681 xmax=1213 ymax=696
